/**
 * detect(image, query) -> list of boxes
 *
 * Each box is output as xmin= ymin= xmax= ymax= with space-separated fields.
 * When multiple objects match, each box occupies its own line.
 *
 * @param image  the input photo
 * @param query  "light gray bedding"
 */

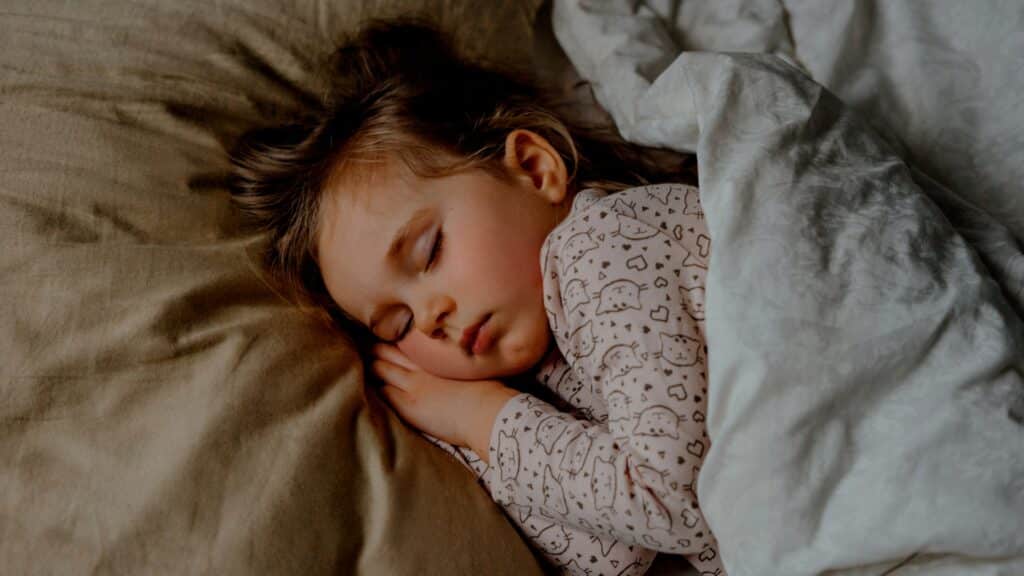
xmin=553 ymin=1 xmax=1024 ymax=575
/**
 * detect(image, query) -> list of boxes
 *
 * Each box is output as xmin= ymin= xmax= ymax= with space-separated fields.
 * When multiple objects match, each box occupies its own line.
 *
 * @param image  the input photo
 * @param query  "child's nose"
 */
xmin=416 ymin=295 xmax=453 ymax=339
xmin=420 ymin=311 xmax=448 ymax=340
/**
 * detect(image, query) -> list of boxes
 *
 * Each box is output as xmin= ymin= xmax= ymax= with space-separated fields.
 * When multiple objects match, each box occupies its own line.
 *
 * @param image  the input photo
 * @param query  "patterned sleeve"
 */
xmin=421 ymin=433 xmax=657 ymax=576
xmin=487 ymin=184 xmax=725 ymax=575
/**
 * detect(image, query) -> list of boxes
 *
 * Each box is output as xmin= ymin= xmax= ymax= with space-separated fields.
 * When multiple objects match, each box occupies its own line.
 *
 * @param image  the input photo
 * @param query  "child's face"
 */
xmin=316 ymin=131 xmax=570 ymax=380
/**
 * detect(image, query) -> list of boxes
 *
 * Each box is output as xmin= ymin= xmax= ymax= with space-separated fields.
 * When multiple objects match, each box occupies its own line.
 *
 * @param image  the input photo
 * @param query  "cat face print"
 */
xmin=563 ymin=231 xmax=598 ymax=266
xmin=555 ymin=367 xmax=585 ymax=402
xmin=601 ymin=343 xmax=643 ymax=379
xmin=563 ymin=278 xmax=592 ymax=314
xmin=536 ymin=523 xmax=572 ymax=555
xmin=535 ymin=415 xmax=568 ymax=454
xmin=615 ymin=213 xmax=658 ymax=240
xmin=497 ymin=430 xmax=520 ymax=481
xmin=606 ymin=390 xmax=631 ymax=423
xmin=632 ymin=405 xmax=681 ymax=439
xmin=658 ymin=332 xmax=701 ymax=367
xmin=596 ymin=279 xmax=645 ymax=314
xmin=681 ymin=286 xmax=706 ymax=321
xmin=568 ymin=321 xmax=597 ymax=359
xmin=610 ymin=198 xmax=637 ymax=219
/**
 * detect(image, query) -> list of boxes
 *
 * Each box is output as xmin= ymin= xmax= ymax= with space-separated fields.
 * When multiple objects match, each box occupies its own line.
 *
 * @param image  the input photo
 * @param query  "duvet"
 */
xmin=554 ymin=1 xmax=1024 ymax=574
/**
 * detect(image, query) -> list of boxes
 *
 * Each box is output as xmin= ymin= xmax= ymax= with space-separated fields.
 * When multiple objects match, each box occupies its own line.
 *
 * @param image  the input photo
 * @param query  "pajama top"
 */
xmin=424 ymin=183 xmax=724 ymax=576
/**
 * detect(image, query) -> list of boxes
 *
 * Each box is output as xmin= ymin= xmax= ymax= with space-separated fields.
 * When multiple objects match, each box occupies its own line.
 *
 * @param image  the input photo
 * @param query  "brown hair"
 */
xmin=227 ymin=18 xmax=696 ymax=340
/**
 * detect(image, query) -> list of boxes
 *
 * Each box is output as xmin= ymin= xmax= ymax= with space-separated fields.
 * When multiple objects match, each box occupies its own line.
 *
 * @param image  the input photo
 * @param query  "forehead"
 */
xmin=315 ymin=161 xmax=426 ymax=322
xmin=324 ymin=159 xmax=419 ymax=219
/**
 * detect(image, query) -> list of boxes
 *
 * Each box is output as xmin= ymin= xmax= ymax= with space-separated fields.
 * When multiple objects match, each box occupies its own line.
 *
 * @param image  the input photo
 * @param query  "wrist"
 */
xmin=462 ymin=382 xmax=519 ymax=463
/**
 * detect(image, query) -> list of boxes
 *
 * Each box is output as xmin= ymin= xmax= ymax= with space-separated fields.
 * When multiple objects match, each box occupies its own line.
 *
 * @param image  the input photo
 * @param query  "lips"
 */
xmin=460 ymin=313 xmax=492 ymax=354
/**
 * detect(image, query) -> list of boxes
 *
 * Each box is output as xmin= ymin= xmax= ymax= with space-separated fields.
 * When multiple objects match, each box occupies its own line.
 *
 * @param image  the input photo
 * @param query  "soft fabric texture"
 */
xmin=0 ymin=1 xmax=547 ymax=574
xmin=7 ymin=0 xmax=1024 ymax=574
xmin=426 ymin=355 xmax=670 ymax=576
xmin=496 ymin=183 xmax=719 ymax=573
xmin=502 ymin=184 xmax=717 ymax=561
xmin=553 ymin=1 xmax=1024 ymax=575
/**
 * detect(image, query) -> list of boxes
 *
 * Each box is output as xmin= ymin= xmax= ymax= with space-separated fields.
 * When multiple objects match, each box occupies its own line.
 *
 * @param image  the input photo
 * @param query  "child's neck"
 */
xmin=504 ymin=335 xmax=562 ymax=393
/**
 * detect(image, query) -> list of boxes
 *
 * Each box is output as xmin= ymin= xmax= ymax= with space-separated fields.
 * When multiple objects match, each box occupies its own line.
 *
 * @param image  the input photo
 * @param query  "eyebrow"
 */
xmin=368 ymin=207 xmax=432 ymax=330
xmin=387 ymin=207 xmax=431 ymax=262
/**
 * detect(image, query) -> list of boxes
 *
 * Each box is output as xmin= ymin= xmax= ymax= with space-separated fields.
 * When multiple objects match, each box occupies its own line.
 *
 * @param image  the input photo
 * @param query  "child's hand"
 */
xmin=370 ymin=343 xmax=519 ymax=456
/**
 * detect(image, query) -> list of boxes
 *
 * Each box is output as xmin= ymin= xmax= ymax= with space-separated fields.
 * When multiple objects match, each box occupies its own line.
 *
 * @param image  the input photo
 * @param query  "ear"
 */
xmin=502 ymin=129 xmax=568 ymax=204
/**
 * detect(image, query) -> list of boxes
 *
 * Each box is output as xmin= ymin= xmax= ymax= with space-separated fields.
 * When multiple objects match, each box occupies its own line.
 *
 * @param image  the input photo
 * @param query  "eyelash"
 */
xmin=393 ymin=229 xmax=443 ymax=341
xmin=425 ymin=229 xmax=443 ymax=271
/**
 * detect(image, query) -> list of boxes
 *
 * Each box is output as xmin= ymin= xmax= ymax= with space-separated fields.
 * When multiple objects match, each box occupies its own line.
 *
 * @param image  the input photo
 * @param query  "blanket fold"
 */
xmin=553 ymin=1 xmax=1024 ymax=574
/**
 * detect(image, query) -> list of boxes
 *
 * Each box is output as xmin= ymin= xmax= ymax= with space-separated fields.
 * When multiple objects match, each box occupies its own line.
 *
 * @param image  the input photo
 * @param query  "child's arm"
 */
xmin=422 ymin=432 xmax=657 ymax=576
xmin=484 ymin=184 xmax=725 ymax=575
xmin=369 ymin=346 xmax=659 ymax=575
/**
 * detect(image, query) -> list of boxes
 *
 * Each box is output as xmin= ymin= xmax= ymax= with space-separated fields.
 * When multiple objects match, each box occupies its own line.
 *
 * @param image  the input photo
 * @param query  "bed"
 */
xmin=0 ymin=1 xmax=547 ymax=574
xmin=2 ymin=1 xmax=1022 ymax=575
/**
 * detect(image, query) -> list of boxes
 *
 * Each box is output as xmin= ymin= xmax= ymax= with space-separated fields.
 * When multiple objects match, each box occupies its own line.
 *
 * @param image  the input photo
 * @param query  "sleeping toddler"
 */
xmin=228 ymin=19 xmax=724 ymax=576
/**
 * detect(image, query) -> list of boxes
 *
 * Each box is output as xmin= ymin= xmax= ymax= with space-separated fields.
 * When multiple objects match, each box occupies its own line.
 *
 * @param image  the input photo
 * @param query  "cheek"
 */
xmin=458 ymin=227 xmax=544 ymax=293
xmin=396 ymin=334 xmax=487 ymax=380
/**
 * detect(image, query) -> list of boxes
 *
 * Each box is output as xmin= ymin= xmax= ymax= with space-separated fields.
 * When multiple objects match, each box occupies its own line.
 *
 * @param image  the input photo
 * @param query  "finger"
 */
xmin=373 ymin=343 xmax=419 ymax=371
xmin=371 ymin=359 xmax=410 ymax=391
xmin=377 ymin=383 xmax=405 ymax=405
xmin=378 ymin=384 xmax=412 ymax=417
xmin=372 ymin=342 xmax=407 ymax=365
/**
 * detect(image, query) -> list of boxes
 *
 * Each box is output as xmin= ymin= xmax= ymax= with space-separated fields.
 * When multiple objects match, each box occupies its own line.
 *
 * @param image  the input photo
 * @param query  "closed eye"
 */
xmin=425 ymin=229 xmax=443 ymax=271
xmin=394 ymin=314 xmax=413 ymax=342
xmin=391 ymin=229 xmax=443 ymax=342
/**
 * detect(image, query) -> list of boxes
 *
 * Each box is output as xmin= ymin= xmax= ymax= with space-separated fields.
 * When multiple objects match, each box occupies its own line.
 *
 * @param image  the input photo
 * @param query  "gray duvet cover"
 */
xmin=554 ymin=1 xmax=1024 ymax=574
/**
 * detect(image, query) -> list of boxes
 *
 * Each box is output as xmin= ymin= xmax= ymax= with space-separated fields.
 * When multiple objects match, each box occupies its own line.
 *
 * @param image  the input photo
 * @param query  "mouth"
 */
xmin=460 ymin=313 xmax=492 ymax=355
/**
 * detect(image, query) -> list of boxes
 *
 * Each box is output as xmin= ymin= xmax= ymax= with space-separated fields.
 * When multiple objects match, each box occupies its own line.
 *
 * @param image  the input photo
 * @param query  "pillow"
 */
xmin=0 ymin=1 xmax=546 ymax=574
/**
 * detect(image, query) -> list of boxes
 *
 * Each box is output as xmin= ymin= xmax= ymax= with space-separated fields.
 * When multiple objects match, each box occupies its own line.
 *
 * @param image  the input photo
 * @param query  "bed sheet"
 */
xmin=0 ymin=1 xmax=548 ymax=575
